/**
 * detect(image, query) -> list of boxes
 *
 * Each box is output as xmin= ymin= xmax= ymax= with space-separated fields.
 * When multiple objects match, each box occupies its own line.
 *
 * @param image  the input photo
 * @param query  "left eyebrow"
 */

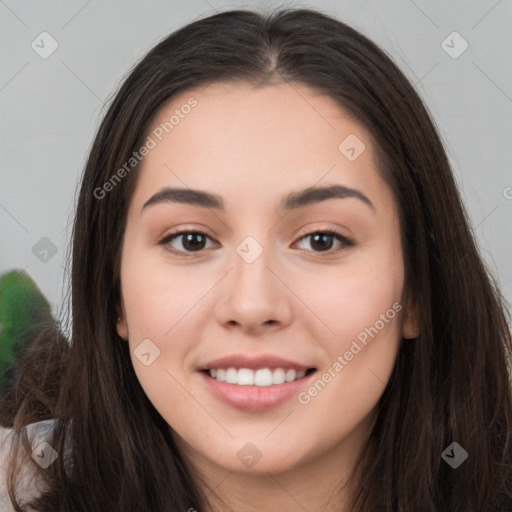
xmin=280 ymin=184 xmax=375 ymax=212
xmin=140 ymin=184 xmax=375 ymax=215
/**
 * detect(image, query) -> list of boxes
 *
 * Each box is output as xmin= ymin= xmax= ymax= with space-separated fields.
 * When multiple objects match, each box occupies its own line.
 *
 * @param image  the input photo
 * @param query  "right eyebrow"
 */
xmin=142 ymin=187 xmax=223 ymax=214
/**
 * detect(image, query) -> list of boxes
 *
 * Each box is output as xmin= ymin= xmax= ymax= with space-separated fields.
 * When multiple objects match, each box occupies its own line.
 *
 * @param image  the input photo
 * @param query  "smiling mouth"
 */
xmin=201 ymin=367 xmax=317 ymax=386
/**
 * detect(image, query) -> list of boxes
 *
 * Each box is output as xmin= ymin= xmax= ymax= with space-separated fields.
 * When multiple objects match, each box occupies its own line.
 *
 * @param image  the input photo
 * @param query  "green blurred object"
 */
xmin=0 ymin=269 xmax=53 ymax=392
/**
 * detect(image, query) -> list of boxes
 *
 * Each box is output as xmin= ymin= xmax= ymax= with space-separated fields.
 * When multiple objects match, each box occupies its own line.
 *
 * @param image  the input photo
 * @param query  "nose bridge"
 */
xmin=214 ymin=232 xmax=292 ymax=330
xmin=231 ymin=233 xmax=278 ymax=303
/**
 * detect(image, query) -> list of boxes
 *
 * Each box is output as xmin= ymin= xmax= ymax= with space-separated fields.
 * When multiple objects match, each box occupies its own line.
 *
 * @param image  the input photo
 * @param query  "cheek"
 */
xmin=120 ymin=243 xmax=200 ymax=337
xmin=119 ymin=251 xmax=199 ymax=420
xmin=296 ymin=255 xmax=404 ymax=343
xmin=119 ymin=244 xmax=215 ymax=399
xmin=298 ymin=259 xmax=403 ymax=415
xmin=297 ymin=249 xmax=404 ymax=399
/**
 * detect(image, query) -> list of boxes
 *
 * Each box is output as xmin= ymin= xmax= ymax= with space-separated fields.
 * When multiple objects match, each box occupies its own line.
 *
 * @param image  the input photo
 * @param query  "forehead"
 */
xmin=131 ymin=81 xmax=391 ymax=214
xmin=146 ymin=80 xmax=363 ymax=155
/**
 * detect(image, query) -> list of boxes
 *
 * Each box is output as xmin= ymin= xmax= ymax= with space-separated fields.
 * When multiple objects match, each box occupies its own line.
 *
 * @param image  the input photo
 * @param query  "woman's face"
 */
xmin=116 ymin=81 xmax=418 ymax=478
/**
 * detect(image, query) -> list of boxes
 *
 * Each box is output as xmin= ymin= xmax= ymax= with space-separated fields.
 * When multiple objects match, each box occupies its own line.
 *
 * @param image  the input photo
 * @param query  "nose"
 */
xmin=214 ymin=243 xmax=293 ymax=334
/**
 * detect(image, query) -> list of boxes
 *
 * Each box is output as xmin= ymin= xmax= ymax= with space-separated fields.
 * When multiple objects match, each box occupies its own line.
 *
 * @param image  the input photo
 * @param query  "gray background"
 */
xmin=1 ymin=0 xmax=511 ymax=330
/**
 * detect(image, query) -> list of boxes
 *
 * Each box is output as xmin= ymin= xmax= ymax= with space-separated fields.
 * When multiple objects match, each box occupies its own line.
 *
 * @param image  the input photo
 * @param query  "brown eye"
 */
xmin=295 ymin=230 xmax=353 ymax=253
xmin=160 ymin=230 xmax=217 ymax=254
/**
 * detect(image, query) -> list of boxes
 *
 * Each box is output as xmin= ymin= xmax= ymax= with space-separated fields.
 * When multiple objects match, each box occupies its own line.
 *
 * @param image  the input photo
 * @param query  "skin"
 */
xmin=116 ymin=81 xmax=419 ymax=511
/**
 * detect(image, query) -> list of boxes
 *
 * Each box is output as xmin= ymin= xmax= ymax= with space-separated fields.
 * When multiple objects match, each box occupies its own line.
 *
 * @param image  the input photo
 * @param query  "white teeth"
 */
xmin=271 ymin=368 xmax=286 ymax=385
xmin=285 ymin=369 xmax=296 ymax=382
xmin=254 ymin=369 xmax=272 ymax=386
xmin=237 ymin=368 xmax=255 ymax=385
xmin=207 ymin=367 xmax=309 ymax=386
xmin=225 ymin=368 xmax=238 ymax=384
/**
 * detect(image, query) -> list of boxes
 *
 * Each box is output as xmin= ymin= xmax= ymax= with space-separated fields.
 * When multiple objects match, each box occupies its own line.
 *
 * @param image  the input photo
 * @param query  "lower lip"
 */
xmin=199 ymin=370 xmax=316 ymax=411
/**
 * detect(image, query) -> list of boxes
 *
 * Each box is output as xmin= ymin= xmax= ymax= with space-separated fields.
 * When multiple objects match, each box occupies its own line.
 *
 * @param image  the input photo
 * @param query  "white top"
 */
xmin=0 ymin=419 xmax=70 ymax=511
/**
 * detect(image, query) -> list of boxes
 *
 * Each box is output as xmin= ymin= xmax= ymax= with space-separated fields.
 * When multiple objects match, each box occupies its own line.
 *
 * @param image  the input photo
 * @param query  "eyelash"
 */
xmin=158 ymin=228 xmax=354 ymax=256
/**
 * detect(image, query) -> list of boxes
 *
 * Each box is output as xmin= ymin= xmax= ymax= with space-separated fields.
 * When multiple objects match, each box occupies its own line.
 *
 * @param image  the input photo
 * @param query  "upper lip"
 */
xmin=199 ymin=354 xmax=314 ymax=371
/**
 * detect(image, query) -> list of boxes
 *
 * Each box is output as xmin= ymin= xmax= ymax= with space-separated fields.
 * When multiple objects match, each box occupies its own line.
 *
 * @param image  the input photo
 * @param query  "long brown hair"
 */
xmin=4 ymin=7 xmax=512 ymax=511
